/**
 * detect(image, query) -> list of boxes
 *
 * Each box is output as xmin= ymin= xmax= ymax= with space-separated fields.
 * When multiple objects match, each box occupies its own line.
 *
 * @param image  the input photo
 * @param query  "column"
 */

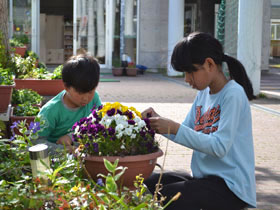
xmin=237 ymin=0 xmax=264 ymax=95
xmin=167 ymin=0 xmax=184 ymax=76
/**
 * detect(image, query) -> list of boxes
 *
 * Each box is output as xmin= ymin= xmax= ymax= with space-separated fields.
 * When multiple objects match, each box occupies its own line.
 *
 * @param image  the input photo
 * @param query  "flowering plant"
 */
xmin=72 ymin=102 xmax=158 ymax=156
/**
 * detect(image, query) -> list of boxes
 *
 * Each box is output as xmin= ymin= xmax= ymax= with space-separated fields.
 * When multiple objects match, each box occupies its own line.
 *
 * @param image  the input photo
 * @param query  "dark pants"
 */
xmin=144 ymin=172 xmax=247 ymax=210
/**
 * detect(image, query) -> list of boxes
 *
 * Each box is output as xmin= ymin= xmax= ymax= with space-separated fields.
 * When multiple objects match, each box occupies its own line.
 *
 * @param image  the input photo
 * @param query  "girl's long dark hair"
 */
xmin=171 ymin=32 xmax=255 ymax=100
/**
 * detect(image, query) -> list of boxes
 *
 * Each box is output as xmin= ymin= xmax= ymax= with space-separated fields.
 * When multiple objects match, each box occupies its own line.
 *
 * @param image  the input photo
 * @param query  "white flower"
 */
xmin=131 ymin=134 xmax=136 ymax=139
xmin=124 ymin=127 xmax=133 ymax=136
xmin=138 ymin=120 xmax=146 ymax=129
xmin=75 ymin=125 xmax=80 ymax=134
xmin=120 ymin=144 xmax=126 ymax=149
xmin=115 ymin=124 xmax=124 ymax=132
xmin=105 ymin=119 xmax=112 ymax=127
xmin=116 ymin=132 xmax=123 ymax=139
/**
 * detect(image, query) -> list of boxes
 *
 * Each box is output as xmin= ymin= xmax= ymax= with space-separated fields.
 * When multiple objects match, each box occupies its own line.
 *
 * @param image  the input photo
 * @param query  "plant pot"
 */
xmin=15 ymin=79 xmax=64 ymax=96
xmin=112 ymin=68 xmax=123 ymax=76
xmin=0 ymin=84 xmax=15 ymax=113
xmin=14 ymin=46 xmax=27 ymax=57
xmin=10 ymin=107 xmax=36 ymax=135
xmin=126 ymin=68 xmax=138 ymax=76
xmin=84 ymin=149 xmax=163 ymax=189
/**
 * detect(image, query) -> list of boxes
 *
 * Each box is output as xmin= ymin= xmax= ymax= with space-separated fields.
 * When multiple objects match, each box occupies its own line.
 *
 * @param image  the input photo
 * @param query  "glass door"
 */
xmin=73 ymin=0 xmax=113 ymax=68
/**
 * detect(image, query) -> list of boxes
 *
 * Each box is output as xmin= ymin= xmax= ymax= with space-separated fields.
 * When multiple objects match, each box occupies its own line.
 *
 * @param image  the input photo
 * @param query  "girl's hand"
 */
xmin=149 ymin=117 xmax=180 ymax=135
xmin=141 ymin=107 xmax=160 ymax=119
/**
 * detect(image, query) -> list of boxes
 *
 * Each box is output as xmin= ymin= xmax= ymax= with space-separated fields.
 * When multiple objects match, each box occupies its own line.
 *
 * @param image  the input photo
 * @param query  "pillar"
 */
xmin=167 ymin=0 xmax=184 ymax=76
xmin=237 ymin=0 xmax=264 ymax=95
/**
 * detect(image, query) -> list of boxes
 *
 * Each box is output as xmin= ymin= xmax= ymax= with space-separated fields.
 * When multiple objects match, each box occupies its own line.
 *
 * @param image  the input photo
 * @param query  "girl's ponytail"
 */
xmin=222 ymin=54 xmax=256 ymax=101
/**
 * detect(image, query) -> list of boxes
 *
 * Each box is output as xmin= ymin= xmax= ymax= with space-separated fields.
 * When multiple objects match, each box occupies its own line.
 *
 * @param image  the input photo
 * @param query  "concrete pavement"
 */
xmin=97 ymin=71 xmax=280 ymax=210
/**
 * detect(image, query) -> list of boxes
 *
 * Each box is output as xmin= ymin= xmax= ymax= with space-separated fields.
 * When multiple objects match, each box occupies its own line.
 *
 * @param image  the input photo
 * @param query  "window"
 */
xmin=271 ymin=22 xmax=280 ymax=40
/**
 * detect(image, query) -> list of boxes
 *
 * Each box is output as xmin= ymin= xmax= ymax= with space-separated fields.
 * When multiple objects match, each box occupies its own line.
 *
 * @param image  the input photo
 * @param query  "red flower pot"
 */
xmin=0 ymin=84 xmax=15 ymax=113
xmin=14 ymin=46 xmax=27 ymax=57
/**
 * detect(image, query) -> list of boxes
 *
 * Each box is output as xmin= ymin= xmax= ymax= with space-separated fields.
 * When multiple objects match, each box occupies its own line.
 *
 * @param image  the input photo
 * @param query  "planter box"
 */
xmin=112 ymin=68 xmax=137 ymax=77
xmin=126 ymin=68 xmax=137 ymax=76
xmin=112 ymin=68 xmax=123 ymax=76
xmin=10 ymin=108 xmax=36 ymax=135
xmin=15 ymin=79 xmax=64 ymax=96
xmin=0 ymin=84 xmax=15 ymax=113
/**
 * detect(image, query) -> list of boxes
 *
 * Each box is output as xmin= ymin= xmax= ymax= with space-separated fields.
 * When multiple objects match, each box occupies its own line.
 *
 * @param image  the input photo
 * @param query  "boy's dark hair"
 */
xmin=171 ymin=32 xmax=255 ymax=100
xmin=62 ymin=54 xmax=100 ymax=93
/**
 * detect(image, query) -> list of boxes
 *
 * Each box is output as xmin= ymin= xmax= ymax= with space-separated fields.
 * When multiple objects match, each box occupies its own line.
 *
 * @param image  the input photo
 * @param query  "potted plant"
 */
xmin=10 ymin=103 xmax=40 ymax=135
xmin=0 ymin=66 xmax=15 ymax=113
xmin=0 ymin=119 xmax=179 ymax=209
xmin=112 ymin=59 xmax=138 ymax=77
xmin=9 ymin=34 xmax=29 ymax=57
xmin=72 ymin=102 xmax=163 ymax=188
xmin=12 ymin=88 xmax=43 ymax=107
xmin=10 ymin=88 xmax=42 ymax=135
xmin=13 ymin=55 xmax=64 ymax=96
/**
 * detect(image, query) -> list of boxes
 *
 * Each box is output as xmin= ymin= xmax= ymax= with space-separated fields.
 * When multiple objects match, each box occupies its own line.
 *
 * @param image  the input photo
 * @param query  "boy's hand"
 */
xmin=56 ymin=135 xmax=73 ymax=146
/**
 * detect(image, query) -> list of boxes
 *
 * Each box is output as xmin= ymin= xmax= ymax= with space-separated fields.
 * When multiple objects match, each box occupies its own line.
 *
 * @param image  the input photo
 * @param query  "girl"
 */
xmin=142 ymin=32 xmax=256 ymax=210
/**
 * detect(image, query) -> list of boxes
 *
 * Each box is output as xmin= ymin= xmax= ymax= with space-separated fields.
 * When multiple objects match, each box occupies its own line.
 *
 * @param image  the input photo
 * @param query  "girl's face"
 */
xmin=64 ymin=87 xmax=96 ymax=108
xmin=184 ymin=61 xmax=212 ymax=91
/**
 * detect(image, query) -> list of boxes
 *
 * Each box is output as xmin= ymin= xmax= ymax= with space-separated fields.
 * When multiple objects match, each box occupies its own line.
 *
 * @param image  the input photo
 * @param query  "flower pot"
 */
xmin=14 ymin=46 xmax=27 ymax=57
xmin=0 ymin=84 xmax=15 ymax=113
xmin=10 ymin=107 xmax=36 ymax=135
xmin=84 ymin=149 xmax=163 ymax=189
xmin=15 ymin=79 xmax=64 ymax=96
xmin=126 ymin=68 xmax=138 ymax=76
xmin=112 ymin=67 xmax=123 ymax=76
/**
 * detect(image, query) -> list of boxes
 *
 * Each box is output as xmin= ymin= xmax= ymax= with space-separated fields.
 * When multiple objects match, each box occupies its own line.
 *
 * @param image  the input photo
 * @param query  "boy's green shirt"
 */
xmin=38 ymin=90 xmax=102 ymax=143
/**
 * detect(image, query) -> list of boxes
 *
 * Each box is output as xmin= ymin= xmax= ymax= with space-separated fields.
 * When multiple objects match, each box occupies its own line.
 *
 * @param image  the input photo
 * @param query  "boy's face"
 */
xmin=65 ymin=87 xmax=96 ymax=108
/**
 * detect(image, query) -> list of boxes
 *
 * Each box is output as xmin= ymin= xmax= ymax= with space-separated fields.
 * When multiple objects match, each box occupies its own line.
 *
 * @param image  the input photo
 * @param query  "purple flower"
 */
xmin=85 ymin=143 xmax=90 ymax=148
xmin=107 ymin=108 xmax=115 ymax=116
xmin=108 ymin=127 xmax=115 ymax=136
xmin=128 ymin=120 xmax=135 ymax=125
xmin=90 ymin=105 xmax=96 ymax=112
xmin=10 ymin=135 xmax=15 ymax=141
xmin=10 ymin=121 xmax=19 ymax=130
xmin=97 ymin=105 xmax=103 ymax=111
xmin=126 ymin=111 xmax=133 ymax=119
xmin=144 ymin=118 xmax=151 ymax=129
xmin=29 ymin=122 xmax=40 ymax=133
xmin=97 ymin=178 xmax=104 ymax=186
xmin=93 ymin=142 xmax=99 ymax=153
xmin=117 ymin=109 xmax=122 ymax=115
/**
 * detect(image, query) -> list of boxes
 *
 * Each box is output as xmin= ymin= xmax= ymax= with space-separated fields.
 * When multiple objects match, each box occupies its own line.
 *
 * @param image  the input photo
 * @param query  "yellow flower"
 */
xmin=70 ymin=185 xmax=79 ymax=192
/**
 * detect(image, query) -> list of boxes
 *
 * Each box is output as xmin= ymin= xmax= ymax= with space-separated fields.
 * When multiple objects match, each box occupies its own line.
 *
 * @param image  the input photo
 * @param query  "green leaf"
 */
xmin=132 ymin=203 xmax=147 ymax=210
xmin=114 ymin=167 xmax=127 ymax=181
xmin=105 ymin=174 xmax=117 ymax=192
xmin=103 ymin=158 xmax=116 ymax=173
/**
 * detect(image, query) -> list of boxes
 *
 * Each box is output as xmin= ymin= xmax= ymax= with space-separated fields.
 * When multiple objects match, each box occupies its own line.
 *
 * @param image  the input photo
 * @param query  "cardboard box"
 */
xmin=46 ymin=49 xmax=64 ymax=64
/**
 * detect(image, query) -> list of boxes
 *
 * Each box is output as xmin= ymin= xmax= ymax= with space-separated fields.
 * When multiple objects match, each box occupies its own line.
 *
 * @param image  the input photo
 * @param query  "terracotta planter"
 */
xmin=15 ymin=79 xmax=64 ymax=96
xmin=14 ymin=46 xmax=27 ymax=57
xmin=10 ymin=108 xmax=36 ymax=135
xmin=84 ymin=149 xmax=163 ymax=189
xmin=112 ymin=68 xmax=123 ymax=76
xmin=0 ymin=84 xmax=15 ymax=113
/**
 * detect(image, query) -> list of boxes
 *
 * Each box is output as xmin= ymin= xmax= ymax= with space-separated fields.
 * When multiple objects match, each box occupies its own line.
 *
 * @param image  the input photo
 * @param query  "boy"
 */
xmin=38 ymin=54 xmax=102 ymax=152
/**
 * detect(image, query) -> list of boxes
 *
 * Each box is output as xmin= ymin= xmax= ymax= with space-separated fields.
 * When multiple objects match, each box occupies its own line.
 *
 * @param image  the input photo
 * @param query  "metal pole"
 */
xmin=9 ymin=0 xmax=13 ymax=39
xmin=120 ymin=0 xmax=125 ymax=61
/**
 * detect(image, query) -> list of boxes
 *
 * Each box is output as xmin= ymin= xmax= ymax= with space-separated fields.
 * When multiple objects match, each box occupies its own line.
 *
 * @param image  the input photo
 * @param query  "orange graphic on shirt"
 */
xmin=194 ymin=105 xmax=220 ymax=134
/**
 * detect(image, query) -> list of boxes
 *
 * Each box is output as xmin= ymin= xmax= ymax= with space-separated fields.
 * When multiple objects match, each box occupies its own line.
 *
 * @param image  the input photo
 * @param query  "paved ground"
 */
xmin=97 ymin=70 xmax=280 ymax=210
